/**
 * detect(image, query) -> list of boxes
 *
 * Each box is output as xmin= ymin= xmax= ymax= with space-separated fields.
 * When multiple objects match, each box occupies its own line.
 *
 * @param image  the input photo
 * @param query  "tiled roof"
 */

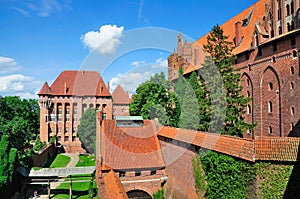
xmin=38 ymin=70 xmax=111 ymax=97
xmin=158 ymin=126 xmax=254 ymax=162
xmin=38 ymin=82 xmax=51 ymax=95
xmin=103 ymin=170 xmax=129 ymax=199
xmin=158 ymin=126 xmax=300 ymax=162
xmin=255 ymin=137 xmax=300 ymax=162
xmin=185 ymin=0 xmax=269 ymax=73
xmin=112 ymin=85 xmax=130 ymax=104
xmin=194 ymin=0 xmax=268 ymax=55
xmin=101 ymin=120 xmax=165 ymax=170
xmin=183 ymin=63 xmax=196 ymax=75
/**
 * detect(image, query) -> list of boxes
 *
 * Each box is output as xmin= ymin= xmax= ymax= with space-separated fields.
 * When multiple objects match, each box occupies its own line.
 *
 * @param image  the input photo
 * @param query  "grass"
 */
xmin=50 ymin=154 xmax=71 ymax=168
xmin=52 ymin=175 xmax=97 ymax=199
xmin=75 ymin=154 xmax=95 ymax=167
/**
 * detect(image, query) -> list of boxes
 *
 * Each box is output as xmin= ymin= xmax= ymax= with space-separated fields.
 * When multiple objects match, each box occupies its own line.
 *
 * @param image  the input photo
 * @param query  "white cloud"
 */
xmin=131 ymin=60 xmax=146 ymax=67
xmin=151 ymin=58 xmax=168 ymax=69
xmin=11 ymin=0 xmax=71 ymax=17
xmin=0 ymin=73 xmax=40 ymax=99
xmin=0 ymin=56 xmax=21 ymax=74
xmin=110 ymin=71 xmax=153 ymax=93
xmin=81 ymin=24 xmax=124 ymax=55
xmin=0 ymin=74 xmax=33 ymax=92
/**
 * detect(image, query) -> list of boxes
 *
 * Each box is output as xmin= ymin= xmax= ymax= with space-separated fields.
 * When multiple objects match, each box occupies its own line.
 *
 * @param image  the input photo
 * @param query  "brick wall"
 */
xmin=160 ymin=140 xmax=198 ymax=199
xmin=32 ymin=144 xmax=56 ymax=167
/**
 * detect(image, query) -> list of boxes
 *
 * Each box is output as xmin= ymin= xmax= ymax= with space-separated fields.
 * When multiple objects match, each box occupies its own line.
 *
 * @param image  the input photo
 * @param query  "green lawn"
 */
xmin=75 ymin=154 xmax=95 ymax=167
xmin=50 ymin=154 xmax=71 ymax=168
xmin=52 ymin=175 xmax=97 ymax=199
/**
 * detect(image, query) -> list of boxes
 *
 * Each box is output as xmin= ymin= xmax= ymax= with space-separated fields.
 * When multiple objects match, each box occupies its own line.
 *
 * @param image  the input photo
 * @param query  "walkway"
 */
xmin=51 ymin=153 xmax=79 ymax=189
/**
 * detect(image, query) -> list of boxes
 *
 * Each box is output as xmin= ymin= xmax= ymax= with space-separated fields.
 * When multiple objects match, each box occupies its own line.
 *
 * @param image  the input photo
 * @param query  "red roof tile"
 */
xmin=101 ymin=120 xmax=165 ymax=170
xmin=38 ymin=82 xmax=51 ymax=95
xmin=255 ymin=137 xmax=300 ymax=162
xmin=112 ymin=85 xmax=130 ymax=105
xmin=103 ymin=170 xmax=129 ymax=199
xmin=195 ymin=0 xmax=268 ymax=55
xmin=39 ymin=70 xmax=111 ymax=97
xmin=158 ymin=126 xmax=300 ymax=162
xmin=158 ymin=126 xmax=255 ymax=162
xmin=186 ymin=0 xmax=269 ymax=73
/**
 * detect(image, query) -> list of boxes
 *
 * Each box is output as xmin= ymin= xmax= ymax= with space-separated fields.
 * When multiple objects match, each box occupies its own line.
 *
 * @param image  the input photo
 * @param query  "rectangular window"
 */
xmin=58 ymin=128 xmax=62 ymax=134
xmin=119 ymin=171 xmax=126 ymax=178
xmin=65 ymin=136 xmax=69 ymax=142
xmin=66 ymin=107 xmax=70 ymax=121
xmin=65 ymin=127 xmax=69 ymax=134
xmin=72 ymin=136 xmax=76 ymax=142
xmin=58 ymin=106 xmax=62 ymax=121
xmin=58 ymin=136 xmax=61 ymax=142
xmin=73 ymin=127 xmax=77 ymax=133
xmin=102 ymin=113 xmax=107 ymax=120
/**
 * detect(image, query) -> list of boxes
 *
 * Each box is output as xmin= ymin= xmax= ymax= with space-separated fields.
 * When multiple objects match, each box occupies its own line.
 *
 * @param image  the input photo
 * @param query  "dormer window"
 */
xmin=242 ymin=8 xmax=254 ymax=26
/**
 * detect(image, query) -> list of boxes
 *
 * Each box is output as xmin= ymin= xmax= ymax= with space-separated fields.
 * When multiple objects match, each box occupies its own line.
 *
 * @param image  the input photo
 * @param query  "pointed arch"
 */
xmin=260 ymin=66 xmax=281 ymax=136
xmin=241 ymin=72 xmax=254 ymax=137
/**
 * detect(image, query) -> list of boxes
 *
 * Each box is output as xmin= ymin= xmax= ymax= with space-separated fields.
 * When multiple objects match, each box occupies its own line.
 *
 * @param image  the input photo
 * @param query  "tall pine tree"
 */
xmin=203 ymin=25 xmax=253 ymax=137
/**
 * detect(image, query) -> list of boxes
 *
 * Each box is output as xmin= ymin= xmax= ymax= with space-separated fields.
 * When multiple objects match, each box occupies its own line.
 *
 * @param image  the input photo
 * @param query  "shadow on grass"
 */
xmin=283 ymin=144 xmax=300 ymax=199
xmin=51 ymin=188 xmax=97 ymax=199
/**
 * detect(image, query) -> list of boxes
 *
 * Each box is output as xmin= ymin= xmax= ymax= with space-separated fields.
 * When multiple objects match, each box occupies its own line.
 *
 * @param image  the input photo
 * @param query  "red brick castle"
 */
xmin=168 ymin=0 xmax=300 ymax=138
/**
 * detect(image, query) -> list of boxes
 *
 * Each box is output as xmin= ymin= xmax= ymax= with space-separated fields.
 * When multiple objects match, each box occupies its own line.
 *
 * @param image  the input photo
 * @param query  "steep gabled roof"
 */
xmin=188 ymin=0 xmax=269 ymax=73
xmin=101 ymin=120 xmax=165 ymax=170
xmin=194 ymin=0 xmax=268 ymax=55
xmin=38 ymin=82 xmax=51 ymax=95
xmin=112 ymin=85 xmax=130 ymax=104
xmin=103 ymin=170 xmax=129 ymax=199
xmin=40 ymin=70 xmax=111 ymax=97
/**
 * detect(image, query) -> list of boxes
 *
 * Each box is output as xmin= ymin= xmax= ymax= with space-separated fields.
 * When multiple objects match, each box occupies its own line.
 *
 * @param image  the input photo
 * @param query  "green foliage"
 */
xmin=76 ymin=154 xmax=95 ymax=167
xmin=153 ymin=187 xmax=164 ymax=199
xmin=255 ymin=162 xmax=293 ymax=199
xmin=130 ymin=72 xmax=180 ymax=127
xmin=192 ymin=155 xmax=207 ymax=198
xmin=202 ymin=25 xmax=254 ymax=136
xmin=77 ymin=108 xmax=96 ymax=154
xmin=199 ymin=150 xmax=255 ymax=199
xmin=33 ymin=135 xmax=47 ymax=152
xmin=49 ymin=134 xmax=57 ymax=144
xmin=50 ymin=154 xmax=71 ymax=168
xmin=174 ymin=73 xmax=199 ymax=130
xmin=0 ymin=135 xmax=17 ymax=188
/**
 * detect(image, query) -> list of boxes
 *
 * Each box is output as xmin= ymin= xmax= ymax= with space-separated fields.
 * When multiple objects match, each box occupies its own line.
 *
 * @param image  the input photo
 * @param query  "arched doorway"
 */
xmin=127 ymin=190 xmax=152 ymax=199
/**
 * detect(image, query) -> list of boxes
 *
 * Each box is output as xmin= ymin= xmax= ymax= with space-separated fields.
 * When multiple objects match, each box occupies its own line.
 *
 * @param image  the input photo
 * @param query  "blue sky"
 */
xmin=0 ymin=0 xmax=258 ymax=98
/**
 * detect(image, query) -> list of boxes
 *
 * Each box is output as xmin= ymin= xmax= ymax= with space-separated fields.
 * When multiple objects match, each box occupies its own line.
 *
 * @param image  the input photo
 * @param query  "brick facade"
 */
xmin=38 ymin=70 xmax=112 ymax=153
xmin=168 ymin=0 xmax=300 ymax=138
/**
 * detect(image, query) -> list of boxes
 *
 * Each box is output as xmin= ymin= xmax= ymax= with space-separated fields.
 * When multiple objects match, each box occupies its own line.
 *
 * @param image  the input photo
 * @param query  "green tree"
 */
xmin=153 ymin=187 xmax=164 ymax=199
xmin=174 ymin=73 xmax=199 ymax=130
xmin=77 ymin=108 xmax=96 ymax=154
xmin=187 ymin=72 xmax=211 ymax=131
xmin=0 ymin=135 xmax=17 ymax=188
xmin=203 ymin=25 xmax=253 ymax=136
xmin=130 ymin=72 xmax=180 ymax=127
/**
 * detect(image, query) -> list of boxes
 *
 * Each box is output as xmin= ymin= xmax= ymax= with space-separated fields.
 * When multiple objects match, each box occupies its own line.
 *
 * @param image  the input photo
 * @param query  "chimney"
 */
xmin=64 ymin=82 xmax=67 ymax=94
xmin=107 ymin=81 xmax=110 ymax=92
xmin=235 ymin=21 xmax=242 ymax=46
